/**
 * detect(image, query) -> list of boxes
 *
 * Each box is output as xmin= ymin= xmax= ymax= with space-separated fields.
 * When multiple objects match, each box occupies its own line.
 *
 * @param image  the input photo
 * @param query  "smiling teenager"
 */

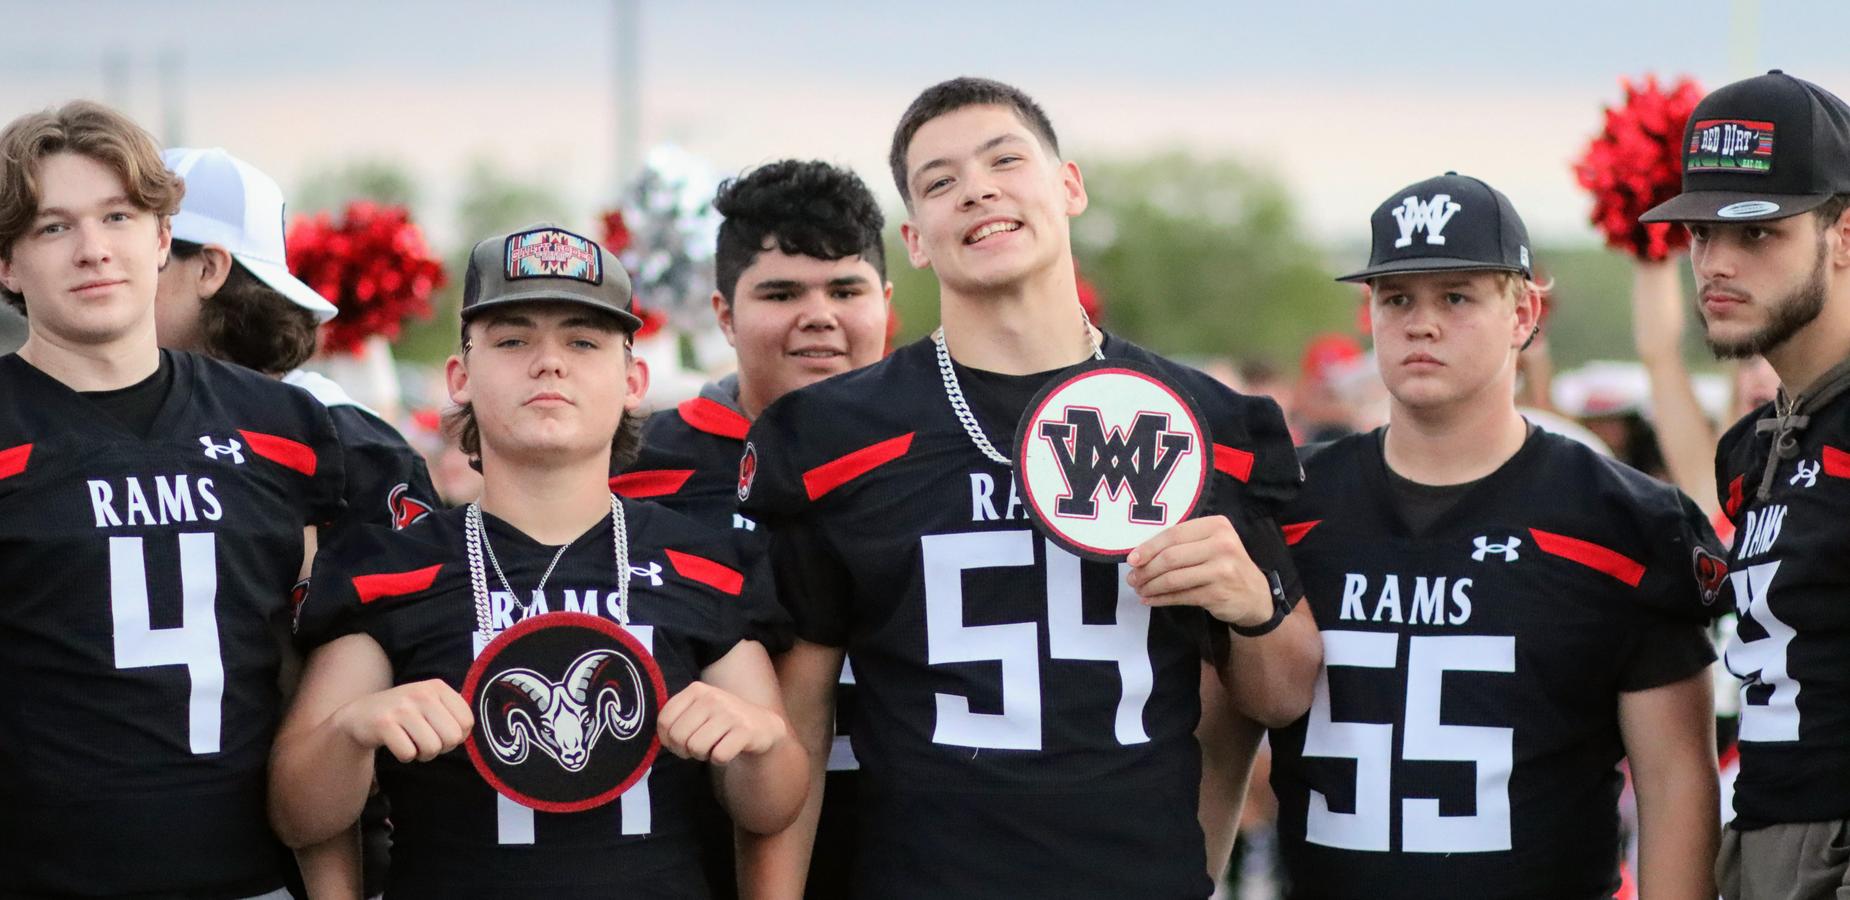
xmin=0 ymin=101 xmax=345 ymax=899
xmin=736 ymin=78 xmax=1321 ymax=899
xmin=269 ymin=224 xmax=804 ymax=899
xmin=614 ymin=160 xmax=889 ymax=900
xmin=1635 ymin=70 xmax=1850 ymax=900
xmin=1264 ymin=173 xmax=1726 ymax=899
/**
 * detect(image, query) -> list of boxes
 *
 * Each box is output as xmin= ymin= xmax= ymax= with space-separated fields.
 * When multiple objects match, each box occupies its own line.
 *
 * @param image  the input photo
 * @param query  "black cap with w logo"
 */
xmin=1641 ymin=70 xmax=1850 ymax=224
xmin=1337 ymin=172 xmax=1532 ymax=283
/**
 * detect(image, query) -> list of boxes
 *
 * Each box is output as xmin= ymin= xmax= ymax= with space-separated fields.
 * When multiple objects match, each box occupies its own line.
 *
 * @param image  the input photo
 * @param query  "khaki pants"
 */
xmin=1719 ymin=820 xmax=1850 ymax=900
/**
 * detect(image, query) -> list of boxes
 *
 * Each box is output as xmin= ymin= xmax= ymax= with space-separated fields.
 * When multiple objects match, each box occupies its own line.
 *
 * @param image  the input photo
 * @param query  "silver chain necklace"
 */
xmin=466 ymin=493 xmax=631 ymax=637
xmin=933 ymin=308 xmax=1103 ymax=467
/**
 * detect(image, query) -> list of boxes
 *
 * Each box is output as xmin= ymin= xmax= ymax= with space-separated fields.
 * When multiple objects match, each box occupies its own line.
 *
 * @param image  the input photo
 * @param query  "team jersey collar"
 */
xmin=1 ymin=348 xmax=197 ymax=440
xmin=1366 ymin=422 xmax=1546 ymax=539
xmin=1754 ymin=352 xmax=1850 ymax=501
xmin=678 ymin=375 xmax=751 ymax=441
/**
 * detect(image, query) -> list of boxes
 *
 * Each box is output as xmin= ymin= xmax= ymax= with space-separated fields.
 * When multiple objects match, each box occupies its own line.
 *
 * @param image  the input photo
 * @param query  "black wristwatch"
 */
xmin=1230 ymin=570 xmax=1295 ymax=638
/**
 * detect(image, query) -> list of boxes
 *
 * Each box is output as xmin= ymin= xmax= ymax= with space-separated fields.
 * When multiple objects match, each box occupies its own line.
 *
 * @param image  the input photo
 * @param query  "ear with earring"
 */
xmin=1520 ymin=325 xmax=1541 ymax=352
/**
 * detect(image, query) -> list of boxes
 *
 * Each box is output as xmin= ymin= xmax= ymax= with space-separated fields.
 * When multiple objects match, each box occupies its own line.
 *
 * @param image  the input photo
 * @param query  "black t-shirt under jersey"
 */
xmin=76 ymin=350 xmax=175 ymax=438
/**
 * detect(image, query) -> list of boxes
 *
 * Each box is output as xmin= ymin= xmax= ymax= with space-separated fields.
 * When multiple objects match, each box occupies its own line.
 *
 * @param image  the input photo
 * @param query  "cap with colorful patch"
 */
xmin=460 ymin=223 xmax=641 ymax=330
xmin=1640 ymin=70 xmax=1850 ymax=224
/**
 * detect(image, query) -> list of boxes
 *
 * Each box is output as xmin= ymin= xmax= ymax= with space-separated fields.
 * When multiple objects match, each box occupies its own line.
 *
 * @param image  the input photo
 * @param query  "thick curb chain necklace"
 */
xmin=933 ymin=309 xmax=1103 ymax=467
xmin=466 ymin=493 xmax=631 ymax=637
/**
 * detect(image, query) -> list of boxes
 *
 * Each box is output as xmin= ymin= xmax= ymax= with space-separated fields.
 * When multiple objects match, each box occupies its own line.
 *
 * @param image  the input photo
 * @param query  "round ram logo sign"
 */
xmin=462 ymin=612 xmax=667 ymax=812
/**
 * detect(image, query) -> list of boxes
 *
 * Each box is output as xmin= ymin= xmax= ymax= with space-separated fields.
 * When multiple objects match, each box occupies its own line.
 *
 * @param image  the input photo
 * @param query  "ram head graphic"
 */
xmin=478 ymin=649 xmax=650 ymax=772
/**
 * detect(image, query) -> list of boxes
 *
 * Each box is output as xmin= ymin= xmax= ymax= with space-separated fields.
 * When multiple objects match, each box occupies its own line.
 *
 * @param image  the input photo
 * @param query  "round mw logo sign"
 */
xmin=463 ymin=612 xmax=667 ymax=813
xmin=1015 ymin=359 xmax=1212 ymax=562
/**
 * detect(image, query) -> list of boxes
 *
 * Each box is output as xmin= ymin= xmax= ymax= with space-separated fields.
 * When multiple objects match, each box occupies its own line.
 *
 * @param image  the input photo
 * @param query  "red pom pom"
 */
xmin=287 ymin=203 xmax=447 ymax=355
xmin=1574 ymin=74 xmax=1705 ymax=261
xmin=600 ymin=209 xmax=633 ymax=256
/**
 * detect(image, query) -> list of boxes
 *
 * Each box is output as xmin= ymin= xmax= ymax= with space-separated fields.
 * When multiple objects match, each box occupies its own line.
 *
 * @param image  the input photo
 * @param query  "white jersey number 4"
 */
xmin=109 ymin=533 xmax=225 ymax=755
xmin=1301 ymin=631 xmax=1515 ymax=854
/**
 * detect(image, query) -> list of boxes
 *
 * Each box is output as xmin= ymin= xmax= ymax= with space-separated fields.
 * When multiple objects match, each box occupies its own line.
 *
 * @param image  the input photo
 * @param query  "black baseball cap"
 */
xmin=460 ymin=223 xmax=641 ymax=330
xmin=1337 ymin=172 xmax=1531 ymax=283
xmin=1640 ymin=70 xmax=1850 ymax=224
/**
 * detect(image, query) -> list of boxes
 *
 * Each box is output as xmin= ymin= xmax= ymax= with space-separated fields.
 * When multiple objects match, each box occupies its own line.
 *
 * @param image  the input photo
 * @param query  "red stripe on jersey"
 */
xmin=354 ymin=564 xmax=443 ymax=604
xmin=0 ymin=443 xmax=30 ymax=480
xmin=1529 ymin=528 xmax=1645 ymax=587
xmin=1213 ymin=443 xmax=1254 ymax=482
xmin=665 ymin=548 xmax=743 ymax=596
xmin=802 ymin=432 xmax=914 ymax=501
xmin=610 ymin=469 xmax=694 ymax=498
xmin=1281 ymin=520 xmax=1320 ymax=546
xmin=1823 ymin=445 xmax=1850 ymax=479
xmin=679 ymin=397 xmax=750 ymax=441
xmin=238 ymin=430 xmax=318 ymax=476
xmin=1723 ymin=474 xmax=1744 ymax=520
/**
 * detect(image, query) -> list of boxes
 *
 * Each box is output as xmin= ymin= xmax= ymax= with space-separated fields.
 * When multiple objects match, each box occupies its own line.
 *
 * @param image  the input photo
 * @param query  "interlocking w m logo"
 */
xmin=1391 ymin=194 xmax=1462 ymax=248
xmin=1037 ymin=409 xmax=1194 ymax=524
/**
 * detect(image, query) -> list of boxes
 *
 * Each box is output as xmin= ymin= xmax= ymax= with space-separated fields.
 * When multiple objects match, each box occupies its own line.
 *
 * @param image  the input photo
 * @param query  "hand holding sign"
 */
xmin=658 ymin=681 xmax=791 ymax=765
xmin=336 ymin=678 xmax=475 ymax=763
xmin=1126 ymin=515 xmax=1276 ymax=628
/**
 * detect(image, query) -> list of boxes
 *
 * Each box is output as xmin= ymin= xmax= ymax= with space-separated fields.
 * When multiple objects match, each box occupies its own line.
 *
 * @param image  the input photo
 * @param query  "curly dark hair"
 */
xmin=712 ymin=160 xmax=886 ymax=305
xmin=888 ymin=77 xmax=1060 ymax=206
xmin=171 ymin=239 xmax=320 ymax=375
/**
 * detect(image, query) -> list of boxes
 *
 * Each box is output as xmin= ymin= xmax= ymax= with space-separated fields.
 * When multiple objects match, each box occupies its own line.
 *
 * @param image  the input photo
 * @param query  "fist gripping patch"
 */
xmin=463 ymin=612 xmax=667 ymax=812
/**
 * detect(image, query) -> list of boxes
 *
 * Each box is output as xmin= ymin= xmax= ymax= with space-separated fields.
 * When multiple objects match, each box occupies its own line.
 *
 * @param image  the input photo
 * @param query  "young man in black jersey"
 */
xmin=154 ymin=147 xmax=437 ymax=538
xmin=1638 ymin=70 xmax=1850 ymax=900
xmin=617 ymin=159 xmax=888 ymax=900
xmin=738 ymin=77 xmax=1321 ymax=900
xmin=152 ymin=145 xmax=437 ymax=896
xmin=271 ymin=223 xmax=806 ymax=899
xmin=1262 ymin=172 xmax=1724 ymax=899
xmin=0 ymin=102 xmax=345 ymax=898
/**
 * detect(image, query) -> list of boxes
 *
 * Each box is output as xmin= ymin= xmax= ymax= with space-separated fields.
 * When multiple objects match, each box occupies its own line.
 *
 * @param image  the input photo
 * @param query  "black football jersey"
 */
xmin=738 ymin=334 xmax=1302 ymax=900
xmin=1714 ymin=378 xmax=1850 ymax=827
xmin=0 ymin=350 xmax=345 ymax=898
xmin=1269 ymin=427 xmax=1720 ymax=900
xmin=619 ymin=383 xmax=757 ymax=534
xmin=296 ymin=499 xmax=783 ymax=900
xmin=283 ymin=369 xmax=438 ymax=533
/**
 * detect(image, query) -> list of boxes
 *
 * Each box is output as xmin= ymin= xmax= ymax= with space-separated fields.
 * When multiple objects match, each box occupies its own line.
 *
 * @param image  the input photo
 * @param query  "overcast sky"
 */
xmin=5 ymin=0 xmax=1847 ymax=246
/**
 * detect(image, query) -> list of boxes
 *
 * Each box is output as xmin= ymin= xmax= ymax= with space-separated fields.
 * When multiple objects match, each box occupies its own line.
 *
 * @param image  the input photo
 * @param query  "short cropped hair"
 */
xmin=713 ymin=160 xmax=886 ymax=305
xmin=888 ymin=77 xmax=1059 ymax=205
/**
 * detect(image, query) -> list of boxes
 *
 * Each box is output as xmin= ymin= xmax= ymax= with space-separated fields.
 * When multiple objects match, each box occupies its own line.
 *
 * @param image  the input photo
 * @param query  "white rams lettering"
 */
xmin=969 ymin=472 xmax=1028 ymax=522
xmin=1338 ymin=572 xmax=1473 ymax=626
xmin=1737 ymin=504 xmax=1787 ymax=560
xmin=88 ymin=476 xmax=222 ymax=528
xmin=490 ymin=583 xmax=657 ymax=631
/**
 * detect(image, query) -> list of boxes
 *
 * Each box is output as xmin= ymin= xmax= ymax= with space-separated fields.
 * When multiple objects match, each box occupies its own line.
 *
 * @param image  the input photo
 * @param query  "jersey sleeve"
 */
xmin=325 ymin=405 xmax=439 ymax=534
xmin=738 ymin=393 xmax=856 ymax=648
xmin=1202 ymin=387 xmax=1305 ymax=604
xmin=1630 ymin=484 xmax=1733 ymax=621
xmin=1616 ymin=616 xmax=1717 ymax=692
xmin=300 ymin=395 xmax=350 ymax=527
xmin=294 ymin=525 xmax=384 ymax=651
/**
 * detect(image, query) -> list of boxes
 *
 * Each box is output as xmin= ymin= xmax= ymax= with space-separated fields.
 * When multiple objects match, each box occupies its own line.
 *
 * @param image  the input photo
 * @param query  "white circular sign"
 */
xmin=1015 ymin=359 xmax=1211 ymax=562
xmin=1717 ymin=200 xmax=1781 ymax=219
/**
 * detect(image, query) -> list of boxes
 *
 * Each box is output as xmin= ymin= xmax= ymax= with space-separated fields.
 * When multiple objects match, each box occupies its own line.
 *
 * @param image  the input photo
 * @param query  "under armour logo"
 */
xmin=199 ymin=436 xmax=245 ymax=464
xmin=628 ymin=562 xmax=663 ymax=587
xmin=1472 ymin=535 xmax=1521 ymax=562
xmin=1392 ymin=194 xmax=1462 ymax=248
xmin=1791 ymin=460 xmax=1820 ymax=488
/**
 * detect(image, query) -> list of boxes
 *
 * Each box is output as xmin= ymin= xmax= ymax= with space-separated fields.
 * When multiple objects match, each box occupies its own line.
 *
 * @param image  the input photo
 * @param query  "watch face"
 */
xmin=463 ymin=612 xmax=667 ymax=812
xmin=1014 ymin=358 xmax=1212 ymax=562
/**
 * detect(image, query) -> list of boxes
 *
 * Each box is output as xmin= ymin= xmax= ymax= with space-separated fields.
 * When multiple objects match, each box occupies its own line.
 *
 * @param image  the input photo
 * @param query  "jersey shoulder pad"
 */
xmin=740 ymin=347 xmax=924 ymax=516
